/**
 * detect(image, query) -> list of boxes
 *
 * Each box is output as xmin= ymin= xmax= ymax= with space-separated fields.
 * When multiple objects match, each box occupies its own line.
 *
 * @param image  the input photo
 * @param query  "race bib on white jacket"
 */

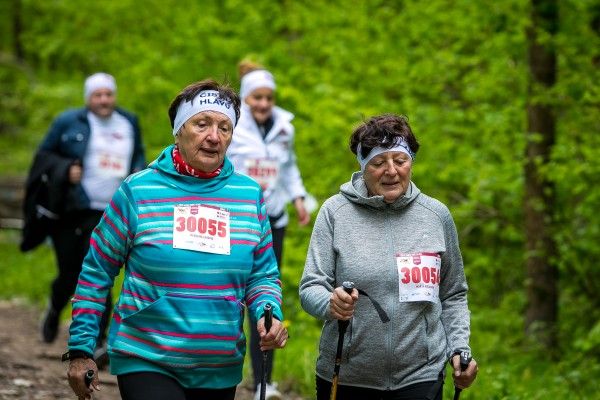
xmin=244 ymin=158 xmax=279 ymax=191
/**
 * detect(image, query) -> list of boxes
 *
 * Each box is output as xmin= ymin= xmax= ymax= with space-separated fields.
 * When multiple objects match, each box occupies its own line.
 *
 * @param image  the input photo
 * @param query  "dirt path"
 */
xmin=0 ymin=299 xmax=302 ymax=400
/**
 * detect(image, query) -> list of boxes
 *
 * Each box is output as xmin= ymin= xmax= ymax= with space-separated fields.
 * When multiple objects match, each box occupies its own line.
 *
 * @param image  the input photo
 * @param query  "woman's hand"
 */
xmin=257 ymin=317 xmax=288 ymax=351
xmin=67 ymin=358 xmax=99 ymax=399
xmin=329 ymin=286 xmax=359 ymax=320
xmin=451 ymin=355 xmax=478 ymax=389
xmin=294 ymin=197 xmax=310 ymax=226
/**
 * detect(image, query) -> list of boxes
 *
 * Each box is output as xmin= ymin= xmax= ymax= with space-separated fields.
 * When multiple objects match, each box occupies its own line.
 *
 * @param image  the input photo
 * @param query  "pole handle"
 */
xmin=263 ymin=303 xmax=273 ymax=333
xmin=342 ymin=281 xmax=354 ymax=295
xmin=453 ymin=351 xmax=472 ymax=400
xmin=84 ymin=369 xmax=94 ymax=387
xmin=338 ymin=282 xmax=354 ymax=332
xmin=459 ymin=351 xmax=472 ymax=371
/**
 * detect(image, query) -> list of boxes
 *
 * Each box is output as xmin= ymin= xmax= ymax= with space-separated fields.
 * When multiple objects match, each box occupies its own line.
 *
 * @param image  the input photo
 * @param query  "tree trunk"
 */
xmin=524 ymin=0 xmax=558 ymax=350
xmin=12 ymin=0 xmax=24 ymax=61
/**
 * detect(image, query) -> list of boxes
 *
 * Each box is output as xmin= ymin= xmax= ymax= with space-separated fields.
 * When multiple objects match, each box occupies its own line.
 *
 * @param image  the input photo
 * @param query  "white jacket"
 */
xmin=228 ymin=104 xmax=306 ymax=228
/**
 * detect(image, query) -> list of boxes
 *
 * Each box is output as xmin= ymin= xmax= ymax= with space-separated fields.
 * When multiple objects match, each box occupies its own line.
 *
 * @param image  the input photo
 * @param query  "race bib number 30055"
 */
xmin=396 ymin=252 xmax=441 ymax=303
xmin=173 ymin=204 xmax=230 ymax=255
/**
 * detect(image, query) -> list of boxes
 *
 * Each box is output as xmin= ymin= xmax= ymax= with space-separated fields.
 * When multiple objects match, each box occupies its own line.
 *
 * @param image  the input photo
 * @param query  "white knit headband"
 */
xmin=172 ymin=90 xmax=237 ymax=135
xmin=84 ymin=72 xmax=116 ymax=102
xmin=240 ymin=69 xmax=276 ymax=99
xmin=357 ymin=140 xmax=415 ymax=172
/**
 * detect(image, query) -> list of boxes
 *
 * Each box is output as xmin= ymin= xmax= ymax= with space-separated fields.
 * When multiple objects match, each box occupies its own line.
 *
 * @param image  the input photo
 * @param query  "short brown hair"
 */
xmin=349 ymin=114 xmax=420 ymax=158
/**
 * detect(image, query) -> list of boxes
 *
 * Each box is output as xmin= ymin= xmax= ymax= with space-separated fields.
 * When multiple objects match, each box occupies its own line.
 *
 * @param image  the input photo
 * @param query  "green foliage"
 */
xmin=1 ymin=0 xmax=599 ymax=397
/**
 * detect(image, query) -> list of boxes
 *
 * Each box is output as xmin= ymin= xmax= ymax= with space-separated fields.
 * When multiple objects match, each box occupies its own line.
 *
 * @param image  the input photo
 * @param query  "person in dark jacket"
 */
xmin=30 ymin=73 xmax=146 ymax=365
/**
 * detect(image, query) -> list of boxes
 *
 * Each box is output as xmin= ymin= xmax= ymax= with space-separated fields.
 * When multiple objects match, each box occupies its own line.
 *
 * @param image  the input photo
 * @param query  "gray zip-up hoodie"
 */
xmin=299 ymin=172 xmax=471 ymax=390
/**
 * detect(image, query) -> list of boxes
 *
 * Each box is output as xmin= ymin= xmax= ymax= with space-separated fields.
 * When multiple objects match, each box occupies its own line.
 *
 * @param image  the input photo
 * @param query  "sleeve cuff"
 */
xmin=61 ymin=349 xmax=93 ymax=362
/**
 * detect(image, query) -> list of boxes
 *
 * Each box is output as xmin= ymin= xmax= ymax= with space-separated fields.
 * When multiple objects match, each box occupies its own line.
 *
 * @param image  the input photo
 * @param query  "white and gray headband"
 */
xmin=172 ymin=90 xmax=237 ymax=135
xmin=357 ymin=140 xmax=415 ymax=172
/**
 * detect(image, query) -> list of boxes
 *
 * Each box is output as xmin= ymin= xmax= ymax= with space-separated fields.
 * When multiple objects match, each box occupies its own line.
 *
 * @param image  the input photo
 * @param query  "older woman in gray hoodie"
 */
xmin=300 ymin=114 xmax=477 ymax=399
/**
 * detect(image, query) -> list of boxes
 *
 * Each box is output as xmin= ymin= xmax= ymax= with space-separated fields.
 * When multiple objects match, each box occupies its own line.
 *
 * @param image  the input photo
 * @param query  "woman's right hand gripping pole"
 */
xmin=329 ymin=283 xmax=358 ymax=321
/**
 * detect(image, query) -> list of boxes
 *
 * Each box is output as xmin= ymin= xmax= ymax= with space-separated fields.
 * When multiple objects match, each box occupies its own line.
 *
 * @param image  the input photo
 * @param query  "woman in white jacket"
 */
xmin=227 ymin=61 xmax=310 ymax=400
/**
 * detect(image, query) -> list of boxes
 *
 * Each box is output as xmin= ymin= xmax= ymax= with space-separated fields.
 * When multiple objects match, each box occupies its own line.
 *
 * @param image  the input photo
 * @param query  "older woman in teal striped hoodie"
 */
xmin=64 ymin=79 xmax=288 ymax=400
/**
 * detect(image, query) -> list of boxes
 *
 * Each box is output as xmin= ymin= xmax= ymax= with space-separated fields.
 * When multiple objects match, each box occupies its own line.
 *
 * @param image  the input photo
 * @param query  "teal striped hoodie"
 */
xmin=67 ymin=145 xmax=283 ymax=389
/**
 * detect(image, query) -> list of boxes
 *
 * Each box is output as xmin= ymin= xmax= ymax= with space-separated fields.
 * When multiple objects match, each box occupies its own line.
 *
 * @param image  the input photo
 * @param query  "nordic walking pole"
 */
xmin=330 ymin=281 xmax=355 ymax=400
xmin=453 ymin=351 xmax=472 ymax=400
xmin=260 ymin=303 xmax=273 ymax=400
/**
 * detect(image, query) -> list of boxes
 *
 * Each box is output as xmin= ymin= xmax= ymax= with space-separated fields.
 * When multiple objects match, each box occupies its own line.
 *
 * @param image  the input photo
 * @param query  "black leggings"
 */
xmin=117 ymin=372 xmax=236 ymax=400
xmin=249 ymin=220 xmax=285 ymax=387
xmin=316 ymin=375 xmax=443 ymax=400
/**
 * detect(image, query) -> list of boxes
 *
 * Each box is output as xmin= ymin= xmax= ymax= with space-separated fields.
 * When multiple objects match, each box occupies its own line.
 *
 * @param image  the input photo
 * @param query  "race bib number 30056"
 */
xmin=396 ymin=252 xmax=441 ymax=303
xmin=173 ymin=204 xmax=230 ymax=255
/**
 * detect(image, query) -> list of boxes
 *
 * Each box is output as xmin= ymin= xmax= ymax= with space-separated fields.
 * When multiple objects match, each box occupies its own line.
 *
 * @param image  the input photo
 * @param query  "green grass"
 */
xmin=0 ymin=229 xmax=56 ymax=307
xmin=2 ymin=228 xmax=599 ymax=399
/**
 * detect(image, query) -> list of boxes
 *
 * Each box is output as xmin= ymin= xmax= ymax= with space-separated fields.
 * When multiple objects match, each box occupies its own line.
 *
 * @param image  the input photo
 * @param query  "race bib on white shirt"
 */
xmin=244 ymin=158 xmax=279 ymax=191
xmin=396 ymin=252 xmax=441 ymax=303
xmin=173 ymin=205 xmax=230 ymax=255
xmin=96 ymin=152 xmax=128 ymax=178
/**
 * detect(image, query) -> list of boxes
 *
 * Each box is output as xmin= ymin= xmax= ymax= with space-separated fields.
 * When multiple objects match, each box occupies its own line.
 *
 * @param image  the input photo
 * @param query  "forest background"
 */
xmin=1 ymin=0 xmax=599 ymax=399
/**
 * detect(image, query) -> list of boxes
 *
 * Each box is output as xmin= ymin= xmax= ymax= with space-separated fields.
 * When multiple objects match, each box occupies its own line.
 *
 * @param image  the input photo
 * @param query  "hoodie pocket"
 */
xmin=393 ymin=303 xmax=430 ymax=373
xmin=111 ymin=293 xmax=244 ymax=368
xmin=317 ymin=318 xmax=355 ymax=365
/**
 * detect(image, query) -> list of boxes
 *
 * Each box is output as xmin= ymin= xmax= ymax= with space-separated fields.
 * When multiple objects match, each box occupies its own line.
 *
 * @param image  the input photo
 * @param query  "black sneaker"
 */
xmin=41 ymin=305 xmax=59 ymax=343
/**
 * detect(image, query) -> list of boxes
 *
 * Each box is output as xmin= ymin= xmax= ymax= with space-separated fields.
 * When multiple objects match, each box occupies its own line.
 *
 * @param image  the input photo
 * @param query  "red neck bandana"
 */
xmin=172 ymin=146 xmax=222 ymax=179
